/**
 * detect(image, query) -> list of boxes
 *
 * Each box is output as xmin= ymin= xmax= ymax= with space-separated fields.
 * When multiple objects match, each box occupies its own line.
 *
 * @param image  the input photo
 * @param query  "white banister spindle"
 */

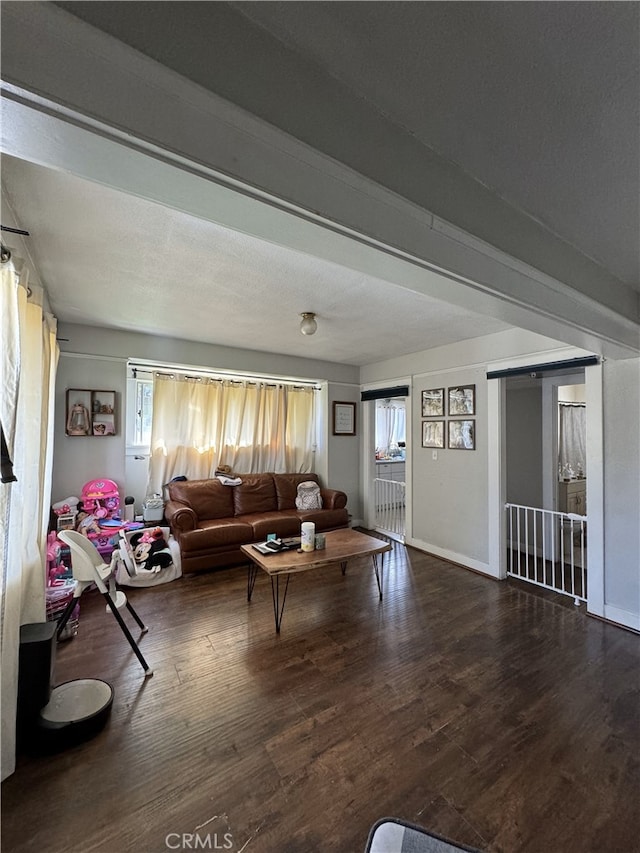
xmin=374 ymin=477 xmax=406 ymax=542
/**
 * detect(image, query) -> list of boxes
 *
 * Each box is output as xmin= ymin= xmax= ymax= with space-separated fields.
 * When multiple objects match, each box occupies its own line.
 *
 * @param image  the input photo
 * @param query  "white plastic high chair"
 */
xmin=56 ymin=530 xmax=153 ymax=676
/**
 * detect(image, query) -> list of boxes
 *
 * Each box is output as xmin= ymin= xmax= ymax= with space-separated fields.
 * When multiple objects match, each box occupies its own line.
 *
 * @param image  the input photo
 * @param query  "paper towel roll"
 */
xmin=124 ymin=496 xmax=135 ymax=522
xmin=301 ymin=521 xmax=315 ymax=552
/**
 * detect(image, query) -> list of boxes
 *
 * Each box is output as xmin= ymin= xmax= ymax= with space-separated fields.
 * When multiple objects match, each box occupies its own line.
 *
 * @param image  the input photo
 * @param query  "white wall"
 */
xmin=361 ymin=328 xmax=571 ymax=385
xmin=558 ymin=383 xmax=586 ymax=403
xmin=602 ymin=358 xmax=640 ymax=629
xmin=327 ymin=384 xmax=362 ymax=522
xmin=412 ymin=367 xmax=488 ymax=568
xmin=52 ymin=323 xmax=361 ymax=515
xmin=506 ymin=385 xmax=543 ymax=507
xmin=54 ymin=354 xmax=127 ymax=504
xmin=58 ymin=324 xmax=358 ymax=385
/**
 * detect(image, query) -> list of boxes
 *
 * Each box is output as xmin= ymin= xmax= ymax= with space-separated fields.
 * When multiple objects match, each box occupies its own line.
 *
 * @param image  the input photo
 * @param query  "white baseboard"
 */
xmin=601 ymin=604 xmax=640 ymax=632
xmin=349 ymin=517 xmax=365 ymax=528
xmin=406 ymin=537 xmax=495 ymax=578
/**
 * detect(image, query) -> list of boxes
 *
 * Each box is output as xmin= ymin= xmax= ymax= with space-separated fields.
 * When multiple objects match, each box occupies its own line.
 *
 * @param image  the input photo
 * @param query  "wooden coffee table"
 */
xmin=241 ymin=528 xmax=392 ymax=632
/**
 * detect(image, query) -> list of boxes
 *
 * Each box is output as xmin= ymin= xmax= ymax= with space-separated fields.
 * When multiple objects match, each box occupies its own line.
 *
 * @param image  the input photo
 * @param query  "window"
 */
xmin=126 ymin=362 xmax=321 ymax=486
xmin=375 ymin=398 xmax=406 ymax=457
xmin=134 ymin=379 xmax=153 ymax=446
xmin=126 ymin=374 xmax=154 ymax=451
xmin=147 ymin=375 xmax=318 ymax=491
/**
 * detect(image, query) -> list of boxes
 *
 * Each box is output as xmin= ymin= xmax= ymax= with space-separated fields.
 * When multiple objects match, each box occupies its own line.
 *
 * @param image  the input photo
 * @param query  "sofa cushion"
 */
xmin=233 ymin=475 xmax=278 ymax=516
xmin=297 ymin=508 xmax=349 ymax=531
xmin=168 ymin=479 xmax=234 ymax=521
xmin=241 ymin=511 xmax=302 ymax=541
xmin=273 ymin=473 xmax=320 ymax=510
xmin=178 ymin=519 xmax=254 ymax=551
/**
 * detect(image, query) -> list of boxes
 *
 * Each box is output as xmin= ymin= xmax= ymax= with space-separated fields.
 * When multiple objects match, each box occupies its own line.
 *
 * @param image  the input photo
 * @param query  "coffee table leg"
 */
xmin=271 ymin=573 xmax=291 ymax=632
xmin=341 ymin=561 xmax=347 ymax=576
xmin=372 ymin=552 xmax=384 ymax=600
xmin=247 ymin=564 xmax=258 ymax=601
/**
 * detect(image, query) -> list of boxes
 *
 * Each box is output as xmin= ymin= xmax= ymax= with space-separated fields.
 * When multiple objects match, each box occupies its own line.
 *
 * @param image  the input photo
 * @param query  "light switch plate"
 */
xmin=432 ymin=450 xmax=438 ymax=460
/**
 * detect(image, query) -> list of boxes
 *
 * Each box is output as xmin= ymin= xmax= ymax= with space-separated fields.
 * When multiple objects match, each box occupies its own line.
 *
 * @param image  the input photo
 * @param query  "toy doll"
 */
xmin=76 ymin=511 xmax=102 ymax=537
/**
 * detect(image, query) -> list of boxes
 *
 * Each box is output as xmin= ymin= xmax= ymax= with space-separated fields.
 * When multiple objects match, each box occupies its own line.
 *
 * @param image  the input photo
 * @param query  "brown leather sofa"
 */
xmin=164 ymin=473 xmax=349 ymax=574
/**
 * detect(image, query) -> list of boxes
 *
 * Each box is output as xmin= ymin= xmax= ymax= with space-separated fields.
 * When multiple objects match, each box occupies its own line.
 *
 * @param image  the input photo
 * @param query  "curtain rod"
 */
xmin=153 ymin=372 xmax=316 ymax=391
xmin=128 ymin=361 xmax=321 ymax=389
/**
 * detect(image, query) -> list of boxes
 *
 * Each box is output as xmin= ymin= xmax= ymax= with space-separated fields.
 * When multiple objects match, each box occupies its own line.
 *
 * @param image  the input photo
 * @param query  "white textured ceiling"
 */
xmin=0 ymin=156 xmax=510 ymax=366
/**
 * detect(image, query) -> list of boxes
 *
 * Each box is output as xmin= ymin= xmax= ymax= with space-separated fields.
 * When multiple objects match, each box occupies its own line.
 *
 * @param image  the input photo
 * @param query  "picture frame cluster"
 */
xmin=421 ymin=385 xmax=476 ymax=450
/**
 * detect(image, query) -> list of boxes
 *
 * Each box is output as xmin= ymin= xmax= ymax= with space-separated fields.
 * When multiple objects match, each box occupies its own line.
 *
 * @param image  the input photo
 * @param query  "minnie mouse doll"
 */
xmin=129 ymin=527 xmax=173 ymax=573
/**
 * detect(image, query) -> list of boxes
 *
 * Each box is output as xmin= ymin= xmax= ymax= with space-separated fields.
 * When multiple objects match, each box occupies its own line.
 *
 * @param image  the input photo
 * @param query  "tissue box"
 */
xmin=143 ymin=497 xmax=164 ymax=522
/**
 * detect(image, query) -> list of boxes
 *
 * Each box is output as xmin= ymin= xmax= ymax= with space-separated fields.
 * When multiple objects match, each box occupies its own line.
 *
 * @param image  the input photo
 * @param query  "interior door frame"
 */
xmin=361 ymin=379 xmax=412 ymax=540
xmin=487 ymin=359 xmax=604 ymax=614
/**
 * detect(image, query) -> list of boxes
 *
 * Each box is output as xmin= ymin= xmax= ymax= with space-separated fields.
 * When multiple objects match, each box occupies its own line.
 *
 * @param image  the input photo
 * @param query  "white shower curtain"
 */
xmin=1 ymin=263 xmax=59 ymax=780
xmin=558 ymin=403 xmax=586 ymax=478
xmin=147 ymin=375 xmax=316 ymax=493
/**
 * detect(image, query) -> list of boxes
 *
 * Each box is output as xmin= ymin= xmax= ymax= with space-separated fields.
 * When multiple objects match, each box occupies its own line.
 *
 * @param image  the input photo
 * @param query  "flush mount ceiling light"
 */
xmin=300 ymin=312 xmax=317 ymax=336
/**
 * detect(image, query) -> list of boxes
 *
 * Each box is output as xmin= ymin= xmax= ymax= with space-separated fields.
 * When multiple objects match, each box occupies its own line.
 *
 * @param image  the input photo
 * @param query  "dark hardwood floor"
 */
xmin=3 ymin=537 xmax=639 ymax=853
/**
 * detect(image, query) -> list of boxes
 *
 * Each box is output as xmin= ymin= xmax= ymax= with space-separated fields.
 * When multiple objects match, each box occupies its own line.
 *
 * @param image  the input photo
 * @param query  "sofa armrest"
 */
xmin=320 ymin=488 xmax=347 ymax=510
xmin=164 ymin=500 xmax=197 ymax=534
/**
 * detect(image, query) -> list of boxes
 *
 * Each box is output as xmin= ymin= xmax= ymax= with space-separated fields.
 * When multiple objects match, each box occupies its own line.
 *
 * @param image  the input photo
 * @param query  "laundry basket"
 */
xmin=142 ymin=495 xmax=164 ymax=522
xmin=46 ymin=581 xmax=79 ymax=641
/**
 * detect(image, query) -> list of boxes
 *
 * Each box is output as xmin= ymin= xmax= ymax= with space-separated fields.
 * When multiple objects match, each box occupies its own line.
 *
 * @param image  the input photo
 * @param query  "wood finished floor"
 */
xmin=3 ymin=537 xmax=639 ymax=853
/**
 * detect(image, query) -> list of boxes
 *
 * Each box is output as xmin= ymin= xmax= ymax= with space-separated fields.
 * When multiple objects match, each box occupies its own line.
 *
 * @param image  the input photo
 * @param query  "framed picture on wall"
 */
xmin=332 ymin=401 xmax=356 ymax=436
xmin=422 ymin=420 xmax=444 ymax=448
xmin=448 ymin=419 xmax=475 ymax=450
xmin=448 ymin=385 xmax=475 ymax=416
xmin=422 ymin=388 xmax=444 ymax=417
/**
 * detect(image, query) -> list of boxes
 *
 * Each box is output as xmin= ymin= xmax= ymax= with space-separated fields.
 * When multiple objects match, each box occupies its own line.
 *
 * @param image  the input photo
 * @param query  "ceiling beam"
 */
xmin=1 ymin=2 xmax=638 ymax=359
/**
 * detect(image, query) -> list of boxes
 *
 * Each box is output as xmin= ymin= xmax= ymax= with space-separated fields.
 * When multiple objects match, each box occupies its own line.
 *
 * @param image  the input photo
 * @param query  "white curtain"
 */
xmin=147 ymin=375 xmax=316 ymax=493
xmin=375 ymin=401 xmax=406 ymax=453
xmin=1 ymin=263 xmax=59 ymax=780
xmin=558 ymin=403 xmax=586 ymax=478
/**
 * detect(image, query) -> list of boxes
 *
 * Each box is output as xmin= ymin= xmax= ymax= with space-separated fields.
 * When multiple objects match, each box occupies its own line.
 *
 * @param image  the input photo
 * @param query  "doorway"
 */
xmin=373 ymin=397 xmax=407 ymax=541
xmin=504 ymin=370 xmax=588 ymax=602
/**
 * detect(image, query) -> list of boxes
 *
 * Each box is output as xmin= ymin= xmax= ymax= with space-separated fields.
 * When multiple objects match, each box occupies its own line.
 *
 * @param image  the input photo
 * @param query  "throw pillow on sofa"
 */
xmin=295 ymin=481 xmax=322 ymax=511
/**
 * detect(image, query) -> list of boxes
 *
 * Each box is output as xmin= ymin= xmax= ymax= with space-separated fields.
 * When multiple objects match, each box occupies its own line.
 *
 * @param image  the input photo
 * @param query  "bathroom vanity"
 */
xmin=558 ymin=479 xmax=586 ymax=515
xmin=375 ymin=460 xmax=406 ymax=482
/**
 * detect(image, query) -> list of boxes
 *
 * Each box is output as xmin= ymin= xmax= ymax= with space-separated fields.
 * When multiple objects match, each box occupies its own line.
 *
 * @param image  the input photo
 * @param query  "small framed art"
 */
xmin=448 ymin=385 xmax=475 ymax=416
xmin=422 ymin=388 xmax=444 ymax=417
xmin=332 ymin=401 xmax=356 ymax=436
xmin=448 ymin=419 xmax=475 ymax=450
xmin=422 ymin=420 xmax=444 ymax=448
